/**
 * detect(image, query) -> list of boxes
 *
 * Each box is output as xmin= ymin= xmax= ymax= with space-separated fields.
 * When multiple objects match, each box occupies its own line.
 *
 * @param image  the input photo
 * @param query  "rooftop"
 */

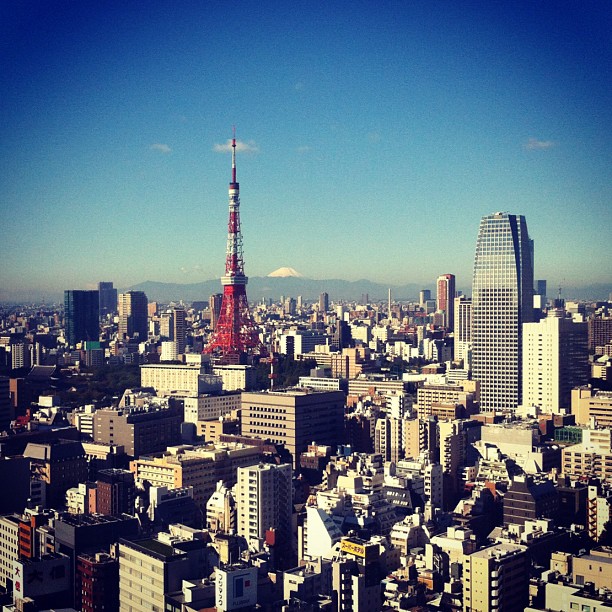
xmin=469 ymin=542 xmax=526 ymax=560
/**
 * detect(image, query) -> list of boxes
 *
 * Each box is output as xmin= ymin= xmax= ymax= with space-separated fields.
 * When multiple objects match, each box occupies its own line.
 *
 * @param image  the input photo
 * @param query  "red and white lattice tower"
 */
xmin=203 ymin=130 xmax=267 ymax=363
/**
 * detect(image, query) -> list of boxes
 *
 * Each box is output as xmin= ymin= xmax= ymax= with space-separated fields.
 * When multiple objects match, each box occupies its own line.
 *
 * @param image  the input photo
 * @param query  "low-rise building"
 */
xmin=572 ymin=387 xmax=612 ymax=428
xmin=140 ymin=363 xmax=208 ymax=396
xmin=94 ymin=405 xmax=182 ymax=457
xmin=24 ymin=439 xmax=88 ymax=508
xmin=131 ymin=442 xmax=261 ymax=509
xmin=183 ymin=392 xmax=241 ymax=423
xmin=572 ymin=548 xmax=612 ymax=590
xmin=118 ymin=527 xmax=210 ymax=611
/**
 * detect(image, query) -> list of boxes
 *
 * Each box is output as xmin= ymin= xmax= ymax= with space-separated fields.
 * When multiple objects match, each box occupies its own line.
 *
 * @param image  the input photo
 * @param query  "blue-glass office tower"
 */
xmin=64 ymin=290 xmax=100 ymax=347
xmin=472 ymin=212 xmax=533 ymax=412
xmin=98 ymin=281 xmax=118 ymax=317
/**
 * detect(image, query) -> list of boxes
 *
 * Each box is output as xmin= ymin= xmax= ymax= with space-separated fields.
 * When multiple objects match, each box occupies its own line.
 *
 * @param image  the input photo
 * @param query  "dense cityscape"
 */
xmin=3 ymin=2 xmax=611 ymax=611
xmin=1 ymin=125 xmax=612 ymax=612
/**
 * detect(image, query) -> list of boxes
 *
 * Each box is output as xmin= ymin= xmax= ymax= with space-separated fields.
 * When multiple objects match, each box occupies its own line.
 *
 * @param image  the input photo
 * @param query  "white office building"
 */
xmin=235 ymin=463 xmax=292 ymax=553
xmin=522 ymin=311 xmax=589 ymax=413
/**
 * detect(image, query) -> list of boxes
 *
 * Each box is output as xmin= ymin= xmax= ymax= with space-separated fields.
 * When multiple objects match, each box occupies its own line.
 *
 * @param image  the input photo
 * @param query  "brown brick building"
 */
xmin=95 ymin=468 xmax=135 ymax=516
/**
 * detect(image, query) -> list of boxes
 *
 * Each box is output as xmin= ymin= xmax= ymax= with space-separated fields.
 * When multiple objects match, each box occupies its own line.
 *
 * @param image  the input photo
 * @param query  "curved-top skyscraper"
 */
xmin=472 ymin=212 xmax=533 ymax=412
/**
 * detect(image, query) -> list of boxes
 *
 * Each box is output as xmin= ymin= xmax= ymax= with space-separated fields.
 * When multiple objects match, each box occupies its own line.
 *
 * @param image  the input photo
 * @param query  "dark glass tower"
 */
xmin=98 ymin=281 xmax=118 ymax=317
xmin=64 ymin=290 xmax=100 ymax=347
xmin=471 ymin=212 xmax=533 ymax=412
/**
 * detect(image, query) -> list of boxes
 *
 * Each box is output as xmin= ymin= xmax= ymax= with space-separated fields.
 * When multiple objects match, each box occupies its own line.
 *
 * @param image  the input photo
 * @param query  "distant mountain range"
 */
xmin=125 ymin=277 xmax=427 ymax=303
xmin=1 ymin=279 xmax=610 ymax=305
xmin=122 ymin=278 xmax=612 ymax=305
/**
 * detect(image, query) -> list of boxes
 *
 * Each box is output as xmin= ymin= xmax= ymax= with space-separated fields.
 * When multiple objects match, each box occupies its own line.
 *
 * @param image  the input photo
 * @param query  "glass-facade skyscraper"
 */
xmin=64 ymin=290 xmax=100 ymax=347
xmin=472 ymin=212 xmax=533 ymax=412
xmin=98 ymin=281 xmax=118 ymax=317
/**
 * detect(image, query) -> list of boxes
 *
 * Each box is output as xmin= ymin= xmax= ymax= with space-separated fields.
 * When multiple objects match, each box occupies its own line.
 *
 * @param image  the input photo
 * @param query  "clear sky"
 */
xmin=1 ymin=0 xmax=610 ymax=300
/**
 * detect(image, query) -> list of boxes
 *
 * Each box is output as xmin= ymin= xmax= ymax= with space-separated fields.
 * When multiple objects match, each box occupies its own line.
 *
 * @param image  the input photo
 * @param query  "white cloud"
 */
xmin=524 ymin=138 xmax=556 ymax=150
xmin=296 ymin=145 xmax=311 ymax=154
xmin=180 ymin=264 xmax=205 ymax=275
xmin=150 ymin=143 xmax=172 ymax=154
xmin=213 ymin=139 xmax=259 ymax=153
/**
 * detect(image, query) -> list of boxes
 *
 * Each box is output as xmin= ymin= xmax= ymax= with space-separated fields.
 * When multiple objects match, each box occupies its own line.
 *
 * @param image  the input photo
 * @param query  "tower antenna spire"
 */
xmin=231 ymin=125 xmax=237 ymax=184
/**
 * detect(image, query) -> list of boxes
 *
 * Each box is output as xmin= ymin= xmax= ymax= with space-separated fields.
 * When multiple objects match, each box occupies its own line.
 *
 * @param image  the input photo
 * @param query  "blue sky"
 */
xmin=1 ymin=0 xmax=610 ymax=299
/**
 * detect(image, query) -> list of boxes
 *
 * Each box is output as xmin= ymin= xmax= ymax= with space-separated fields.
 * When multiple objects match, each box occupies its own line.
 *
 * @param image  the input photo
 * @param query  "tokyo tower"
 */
xmin=203 ymin=130 xmax=267 ymax=363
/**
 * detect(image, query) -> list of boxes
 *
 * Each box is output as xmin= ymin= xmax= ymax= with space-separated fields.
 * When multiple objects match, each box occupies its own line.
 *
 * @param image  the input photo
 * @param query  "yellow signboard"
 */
xmin=341 ymin=539 xmax=366 ymax=558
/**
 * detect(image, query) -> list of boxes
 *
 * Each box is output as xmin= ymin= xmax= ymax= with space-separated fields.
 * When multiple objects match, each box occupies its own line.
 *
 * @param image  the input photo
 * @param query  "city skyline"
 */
xmin=1 ymin=1 xmax=611 ymax=299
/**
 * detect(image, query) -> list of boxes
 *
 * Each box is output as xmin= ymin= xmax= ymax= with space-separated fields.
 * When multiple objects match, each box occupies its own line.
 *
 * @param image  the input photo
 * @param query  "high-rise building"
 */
xmin=284 ymin=296 xmax=297 ymax=316
xmin=319 ymin=292 xmax=329 ymax=316
xmin=0 ymin=376 xmax=12 ymax=438
xmin=536 ymin=279 xmax=547 ymax=303
xmin=236 ymin=462 xmax=292 ymax=568
xmin=118 ymin=290 xmax=148 ymax=340
xmin=419 ymin=289 xmax=431 ymax=308
xmin=10 ymin=338 xmax=30 ymax=370
xmin=375 ymin=417 xmax=401 ymax=463
xmin=172 ymin=307 xmax=186 ymax=354
xmin=240 ymin=389 xmax=345 ymax=468
xmin=98 ymin=282 xmax=118 ymax=318
xmin=64 ymin=290 xmax=99 ymax=347
xmin=416 ymin=382 xmax=477 ymax=419
xmin=131 ymin=442 xmax=260 ymax=511
xmin=522 ymin=311 xmax=589 ymax=412
xmin=436 ymin=274 xmax=456 ymax=331
xmin=454 ymin=296 xmax=472 ymax=365
xmin=472 ymin=212 xmax=533 ymax=412
xmin=209 ymin=293 xmax=223 ymax=330
xmin=588 ymin=316 xmax=612 ymax=353
xmin=204 ymin=131 xmax=266 ymax=363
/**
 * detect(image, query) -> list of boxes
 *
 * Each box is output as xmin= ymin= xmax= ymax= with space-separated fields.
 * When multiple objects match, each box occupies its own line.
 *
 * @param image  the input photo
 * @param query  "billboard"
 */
xmin=341 ymin=538 xmax=366 ymax=558
xmin=13 ymin=556 xmax=70 ymax=599
xmin=216 ymin=565 xmax=257 ymax=611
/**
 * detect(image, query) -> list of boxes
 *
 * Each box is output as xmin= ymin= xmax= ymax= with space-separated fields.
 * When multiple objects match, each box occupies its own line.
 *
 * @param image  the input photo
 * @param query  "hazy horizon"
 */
xmin=1 ymin=274 xmax=610 ymax=305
